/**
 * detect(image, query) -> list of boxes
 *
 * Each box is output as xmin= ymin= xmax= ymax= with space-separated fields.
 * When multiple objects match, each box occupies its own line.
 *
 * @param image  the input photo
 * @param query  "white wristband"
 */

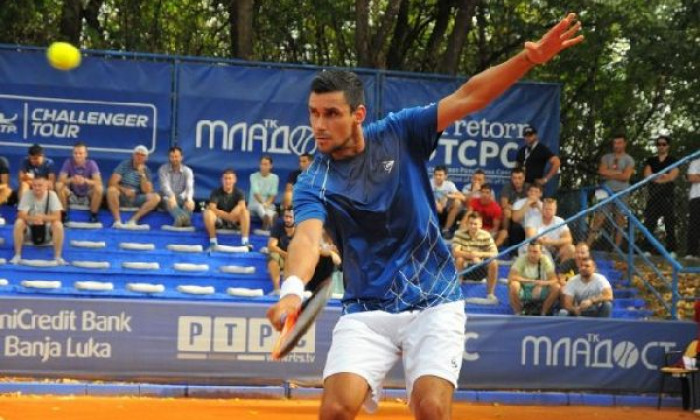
xmin=280 ymin=275 xmax=305 ymax=300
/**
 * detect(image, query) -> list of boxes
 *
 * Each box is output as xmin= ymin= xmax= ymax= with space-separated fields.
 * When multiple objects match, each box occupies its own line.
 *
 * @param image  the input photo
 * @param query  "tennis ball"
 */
xmin=46 ymin=42 xmax=81 ymax=71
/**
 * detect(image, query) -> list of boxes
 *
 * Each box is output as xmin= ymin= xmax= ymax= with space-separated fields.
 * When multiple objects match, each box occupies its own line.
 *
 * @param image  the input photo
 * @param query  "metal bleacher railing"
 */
xmin=460 ymin=149 xmax=700 ymax=320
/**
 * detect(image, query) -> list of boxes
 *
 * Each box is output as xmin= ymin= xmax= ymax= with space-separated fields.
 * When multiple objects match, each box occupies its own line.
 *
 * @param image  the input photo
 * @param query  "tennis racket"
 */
xmin=271 ymin=278 xmax=332 ymax=360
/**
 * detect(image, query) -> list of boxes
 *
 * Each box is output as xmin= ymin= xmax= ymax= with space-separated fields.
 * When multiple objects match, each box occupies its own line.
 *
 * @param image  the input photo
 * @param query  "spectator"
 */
xmin=511 ymin=183 xmax=544 ymax=227
xmin=525 ymin=198 xmax=573 ymax=262
xmin=508 ymin=243 xmax=560 ymax=315
xmin=642 ymin=135 xmax=679 ymax=257
xmin=461 ymin=169 xmax=486 ymax=200
xmin=467 ymin=183 xmax=503 ymax=238
xmin=56 ymin=142 xmax=103 ymax=224
xmin=558 ymin=257 xmax=613 ymax=317
xmin=267 ymin=207 xmax=296 ymax=294
xmin=453 ymin=212 xmax=499 ymax=304
xmin=158 ymin=146 xmax=195 ymax=227
xmin=282 ymin=153 xmax=313 ymax=210
xmin=587 ymin=134 xmax=635 ymax=247
xmin=445 ymin=169 xmax=486 ymax=238
xmin=10 ymin=175 xmax=66 ymax=265
xmin=430 ymin=165 xmax=459 ymax=234
xmin=107 ymin=145 xmax=161 ymax=227
xmin=499 ymin=167 xmax=530 ymax=248
xmin=686 ymin=157 xmax=700 ymax=261
xmin=249 ymin=155 xmax=279 ymax=230
xmin=18 ymin=144 xmax=55 ymax=199
xmin=203 ymin=168 xmax=251 ymax=249
xmin=558 ymin=242 xmax=591 ymax=285
xmin=0 ymin=156 xmax=12 ymax=207
xmin=515 ymin=125 xmax=560 ymax=186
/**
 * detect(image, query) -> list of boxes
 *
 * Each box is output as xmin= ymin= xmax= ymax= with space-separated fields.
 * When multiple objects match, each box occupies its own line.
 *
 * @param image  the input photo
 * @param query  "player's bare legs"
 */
xmin=319 ymin=373 xmax=370 ymax=420
xmin=411 ymin=375 xmax=455 ymax=420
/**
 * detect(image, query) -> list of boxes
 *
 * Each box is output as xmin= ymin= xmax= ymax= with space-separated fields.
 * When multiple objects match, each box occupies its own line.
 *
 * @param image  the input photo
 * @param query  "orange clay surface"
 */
xmin=0 ymin=396 xmax=696 ymax=420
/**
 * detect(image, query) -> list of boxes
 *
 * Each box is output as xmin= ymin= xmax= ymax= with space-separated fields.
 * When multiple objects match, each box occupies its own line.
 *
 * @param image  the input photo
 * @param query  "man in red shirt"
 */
xmin=468 ymin=183 xmax=503 ymax=237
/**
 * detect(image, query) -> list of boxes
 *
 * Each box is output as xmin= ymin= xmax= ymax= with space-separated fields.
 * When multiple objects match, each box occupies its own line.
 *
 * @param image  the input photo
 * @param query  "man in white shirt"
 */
xmin=11 ymin=175 xmax=66 ymax=265
xmin=525 ymin=198 xmax=573 ymax=261
xmin=430 ymin=165 xmax=459 ymax=234
xmin=511 ymin=183 xmax=543 ymax=227
xmin=686 ymin=158 xmax=700 ymax=261
xmin=249 ymin=155 xmax=279 ymax=230
xmin=559 ymin=257 xmax=613 ymax=317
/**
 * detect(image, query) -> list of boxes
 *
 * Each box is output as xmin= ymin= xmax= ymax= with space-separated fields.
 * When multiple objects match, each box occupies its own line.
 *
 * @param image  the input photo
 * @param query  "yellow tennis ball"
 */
xmin=46 ymin=42 xmax=81 ymax=71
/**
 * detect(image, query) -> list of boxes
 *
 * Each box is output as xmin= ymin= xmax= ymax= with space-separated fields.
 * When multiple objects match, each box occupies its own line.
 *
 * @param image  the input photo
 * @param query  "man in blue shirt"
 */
xmin=266 ymin=13 xmax=583 ymax=420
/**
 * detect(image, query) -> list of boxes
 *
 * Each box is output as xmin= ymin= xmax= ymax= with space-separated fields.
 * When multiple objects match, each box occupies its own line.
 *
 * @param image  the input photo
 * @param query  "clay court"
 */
xmin=0 ymin=396 xmax=695 ymax=420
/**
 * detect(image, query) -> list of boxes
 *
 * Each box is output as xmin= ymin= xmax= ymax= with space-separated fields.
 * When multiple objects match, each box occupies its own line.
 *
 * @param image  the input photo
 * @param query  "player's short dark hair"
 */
xmin=434 ymin=165 xmax=447 ymax=174
xmin=311 ymin=70 xmax=365 ymax=111
xmin=28 ymin=144 xmax=43 ymax=156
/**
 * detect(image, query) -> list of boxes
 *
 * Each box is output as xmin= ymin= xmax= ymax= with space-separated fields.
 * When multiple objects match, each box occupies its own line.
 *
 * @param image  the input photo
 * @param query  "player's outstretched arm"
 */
xmin=266 ymin=218 xmax=324 ymax=330
xmin=437 ymin=12 xmax=584 ymax=131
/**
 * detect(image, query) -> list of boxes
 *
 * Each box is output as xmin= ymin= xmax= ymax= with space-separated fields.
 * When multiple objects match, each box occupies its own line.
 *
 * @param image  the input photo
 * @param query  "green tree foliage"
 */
xmin=0 ymin=0 xmax=696 ymax=190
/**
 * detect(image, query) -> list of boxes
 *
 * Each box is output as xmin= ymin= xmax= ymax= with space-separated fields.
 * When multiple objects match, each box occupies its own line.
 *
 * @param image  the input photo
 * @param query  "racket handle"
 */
xmin=271 ymin=311 xmax=298 ymax=360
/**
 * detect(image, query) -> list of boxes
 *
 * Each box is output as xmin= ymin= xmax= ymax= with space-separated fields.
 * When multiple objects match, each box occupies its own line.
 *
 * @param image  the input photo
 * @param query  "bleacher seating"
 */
xmin=0 ymin=205 xmax=654 ymax=318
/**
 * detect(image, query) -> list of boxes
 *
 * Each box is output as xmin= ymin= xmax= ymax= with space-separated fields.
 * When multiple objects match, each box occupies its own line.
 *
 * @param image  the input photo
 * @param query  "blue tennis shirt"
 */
xmin=294 ymin=103 xmax=462 ymax=314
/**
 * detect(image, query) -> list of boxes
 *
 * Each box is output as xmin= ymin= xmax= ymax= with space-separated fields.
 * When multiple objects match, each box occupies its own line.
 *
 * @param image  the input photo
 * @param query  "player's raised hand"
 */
xmin=524 ymin=13 xmax=584 ymax=65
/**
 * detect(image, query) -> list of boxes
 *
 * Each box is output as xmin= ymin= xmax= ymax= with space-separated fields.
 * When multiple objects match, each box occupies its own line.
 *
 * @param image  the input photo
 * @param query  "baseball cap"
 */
xmin=133 ymin=145 xmax=149 ymax=156
xmin=523 ymin=125 xmax=537 ymax=136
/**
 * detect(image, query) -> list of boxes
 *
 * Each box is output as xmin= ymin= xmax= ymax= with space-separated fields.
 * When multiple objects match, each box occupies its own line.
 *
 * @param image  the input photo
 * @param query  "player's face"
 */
xmin=221 ymin=173 xmax=236 ymax=190
xmin=169 ymin=149 xmax=182 ymax=168
xmin=72 ymin=146 xmax=87 ymax=165
xmin=308 ymin=91 xmax=364 ymax=156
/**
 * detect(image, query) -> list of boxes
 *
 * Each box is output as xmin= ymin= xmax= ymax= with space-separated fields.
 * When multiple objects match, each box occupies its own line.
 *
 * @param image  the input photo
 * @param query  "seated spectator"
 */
xmin=18 ymin=144 xmax=55 ymax=199
xmin=248 ymin=156 xmax=279 ymax=230
xmin=511 ymin=183 xmax=543 ymax=226
xmin=524 ymin=198 xmax=573 ymax=261
xmin=107 ymin=145 xmax=161 ymax=227
xmin=461 ymin=169 xmax=486 ymax=200
xmin=282 ymin=153 xmax=313 ymax=210
xmin=452 ymin=212 xmax=499 ymax=304
xmin=499 ymin=167 xmax=530 ymax=248
xmin=203 ymin=168 xmax=251 ymax=249
xmin=56 ymin=142 xmax=103 ymax=223
xmin=508 ymin=243 xmax=560 ymax=315
xmin=558 ymin=242 xmax=591 ymax=286
xmin=267 ymin=207 xmax=295 ymax=294
xmin=10 ymin=175 xmax=66 ymax=265
xmin=158 ymin=146 xmax=195 ymax=227
xmin=0 ymin=156 xmax=12 ymax=207
xmin=466 ymin=183 xmax=503 ymax=241
xmin=430 ymin=165 xmax=459 ymax=235
xmin=558 ymin=257 xmax=613 ymax=317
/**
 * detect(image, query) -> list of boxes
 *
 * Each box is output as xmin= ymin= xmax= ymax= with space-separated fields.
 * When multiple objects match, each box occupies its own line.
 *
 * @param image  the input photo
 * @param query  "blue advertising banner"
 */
xmin=383 ymin=76 xmax=560 ymax=191
xmin=0 ymin=297 xmax=692 ymax=393
xmin=175 ymin=64 xmax=378 ymax=196
xmin=0 ymin=49 xmax=173 ymax=183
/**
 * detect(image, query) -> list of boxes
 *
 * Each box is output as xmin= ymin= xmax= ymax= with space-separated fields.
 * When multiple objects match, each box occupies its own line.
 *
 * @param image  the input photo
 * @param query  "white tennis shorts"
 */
xmin=323 ymin=300 xmax=466 ymax=412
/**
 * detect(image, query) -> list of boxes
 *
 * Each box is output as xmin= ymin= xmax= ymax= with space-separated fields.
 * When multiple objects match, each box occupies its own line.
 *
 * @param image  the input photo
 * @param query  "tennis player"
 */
xmin=267 ymin=13 xmax=583 ymax=419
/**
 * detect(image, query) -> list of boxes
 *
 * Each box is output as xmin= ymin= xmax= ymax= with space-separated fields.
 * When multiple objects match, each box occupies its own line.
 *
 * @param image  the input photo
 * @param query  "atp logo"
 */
xmin=0 ymin=112 xmax=18 ymax=134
